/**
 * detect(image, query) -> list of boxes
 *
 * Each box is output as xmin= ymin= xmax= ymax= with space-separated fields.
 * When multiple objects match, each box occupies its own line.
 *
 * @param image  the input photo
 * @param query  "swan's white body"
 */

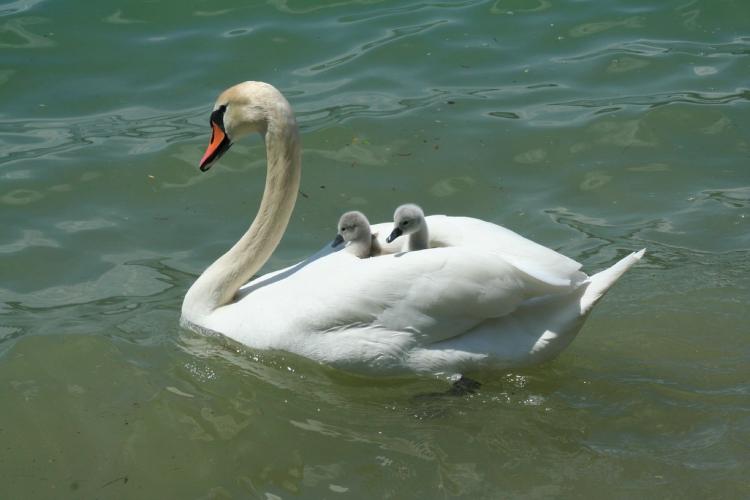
xmin=181 ymin=81 xmax=644 ymax=376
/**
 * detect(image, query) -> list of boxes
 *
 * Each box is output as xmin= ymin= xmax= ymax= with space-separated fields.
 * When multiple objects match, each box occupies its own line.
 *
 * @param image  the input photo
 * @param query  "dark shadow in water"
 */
xmin=413 ymin=375 xmax=482 ymax=400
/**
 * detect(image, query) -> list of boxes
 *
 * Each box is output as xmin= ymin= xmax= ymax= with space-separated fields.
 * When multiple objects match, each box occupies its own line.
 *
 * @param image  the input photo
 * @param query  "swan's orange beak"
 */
xmin=199 ymin=121 xmax=232 ymax=171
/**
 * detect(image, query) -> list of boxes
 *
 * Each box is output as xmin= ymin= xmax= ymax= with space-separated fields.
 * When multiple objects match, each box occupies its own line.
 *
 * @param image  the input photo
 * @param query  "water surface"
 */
xmin=1 ymin=0 xmax=748 ymax=498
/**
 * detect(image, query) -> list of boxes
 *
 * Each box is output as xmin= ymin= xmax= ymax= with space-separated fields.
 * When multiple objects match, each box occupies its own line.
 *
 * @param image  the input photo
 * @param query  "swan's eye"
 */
xmin=402 ymin=220 xmax=410 ymax=226
xmin=209 ymin=104 xmax=229 ymax=129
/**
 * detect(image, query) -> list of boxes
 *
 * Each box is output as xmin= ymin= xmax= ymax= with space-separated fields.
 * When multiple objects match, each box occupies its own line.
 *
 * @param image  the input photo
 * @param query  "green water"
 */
xmin=1 ymin=0 xmax=749 ymax=497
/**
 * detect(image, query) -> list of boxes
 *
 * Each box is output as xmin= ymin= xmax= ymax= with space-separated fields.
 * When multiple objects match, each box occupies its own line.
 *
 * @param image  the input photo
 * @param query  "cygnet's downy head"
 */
xmin=386 ymin=204 xmax=426 ymax=244
xmin=332 ymin=211 xmax=374 ymax=258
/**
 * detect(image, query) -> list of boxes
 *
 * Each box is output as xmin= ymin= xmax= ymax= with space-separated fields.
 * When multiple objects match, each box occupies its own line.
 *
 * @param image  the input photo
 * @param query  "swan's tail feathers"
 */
xmin=580 ymin=249 xmax=645 ymax=315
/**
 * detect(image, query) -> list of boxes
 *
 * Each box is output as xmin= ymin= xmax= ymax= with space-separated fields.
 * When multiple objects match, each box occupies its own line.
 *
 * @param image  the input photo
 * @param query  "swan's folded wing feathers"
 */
xmin=217 ymin=224 xmax=589 ymax=350
xmin=428 ymin=216 xmax=584 ymax=283
xmin=291 ymin=248 xmax=549 ymax=345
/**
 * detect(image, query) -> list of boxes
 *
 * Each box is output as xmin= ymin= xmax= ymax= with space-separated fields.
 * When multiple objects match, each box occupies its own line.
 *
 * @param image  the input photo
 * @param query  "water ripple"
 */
xmin=0 ymin=107 xmax=206 ymax=166
xmin=696 ymin=186 xmax=750 ymax=209
xmin=0 ymin=258 xmax=193 ymax=356
xmin=295 ymin=19 xmax=449 ymax=75
xmin=554 ymin=89 xmax=750 ymax=111
xmin=544 ymin=206 xmax=750 ymax=279
xmin=103 ymin=9 xmax=146 ymax=25
xmin=269 ymin=0 xmax=390 ymax=15
xmin=338 ymin=0 xmax=480 ymax=23
xmin=293 ymin=83 xmax=562 ymax=129
xmin=0 ymin=0 xmax=46 ymax=18
xmin=0 ymin=17 xmax=54 ymax=48
xmin=3 ymin=82 xmax=549 ymax=167
xmin=568 ymin=16 xmax=644 ymax=38
xmin=0 ymin=78 xmax=567 ymax=169
xmin=555 ymin=37 xmax=750 ymax=63
xmin=489 ymin=0 xmax=552 ymax=14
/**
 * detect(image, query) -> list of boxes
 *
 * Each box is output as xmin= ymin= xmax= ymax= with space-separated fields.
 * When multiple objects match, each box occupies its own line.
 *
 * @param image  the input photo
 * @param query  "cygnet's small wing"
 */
xmin=225 ymin=242 xmax=578 ymax=348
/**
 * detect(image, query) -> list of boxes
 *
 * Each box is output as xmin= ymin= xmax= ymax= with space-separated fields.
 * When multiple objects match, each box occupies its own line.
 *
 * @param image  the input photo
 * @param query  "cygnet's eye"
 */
xmin=402 ymin=220 xmax=410 ymax=227
xmin=340 ymin=227 xmax=346 ymax=232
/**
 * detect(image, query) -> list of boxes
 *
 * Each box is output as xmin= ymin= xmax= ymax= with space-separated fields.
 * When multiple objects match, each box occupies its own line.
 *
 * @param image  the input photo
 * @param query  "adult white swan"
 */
xmin=181 ymin=81 xmax=644 ymax=376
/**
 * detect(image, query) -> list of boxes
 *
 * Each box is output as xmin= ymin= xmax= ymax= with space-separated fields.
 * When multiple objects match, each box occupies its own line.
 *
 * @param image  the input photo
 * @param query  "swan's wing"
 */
xmin=226 ymin=246 xmax=579 ymax=347
xmin=214 ymin=216 xmax=586 ymax=358
xmin=364 ymin=248 xmax=579 ymax=344
xmin=371 ymin=215 xmax=586 ymax=286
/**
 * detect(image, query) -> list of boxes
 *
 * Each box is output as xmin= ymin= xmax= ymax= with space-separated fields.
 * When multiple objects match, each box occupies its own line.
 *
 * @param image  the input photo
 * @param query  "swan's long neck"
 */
xmin=183 ymin=108 xmax=301 ymax=319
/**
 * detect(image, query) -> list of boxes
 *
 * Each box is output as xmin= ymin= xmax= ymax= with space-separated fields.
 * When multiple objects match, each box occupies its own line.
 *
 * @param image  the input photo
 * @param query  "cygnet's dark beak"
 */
xmin=331 ymin=234 xmax=345 ymax=248
xmin=386 ymin=227 xmax=403 ymax=243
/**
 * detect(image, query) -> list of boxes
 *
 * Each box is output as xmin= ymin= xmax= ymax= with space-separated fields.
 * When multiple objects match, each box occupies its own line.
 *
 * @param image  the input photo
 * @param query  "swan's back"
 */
xmin=197 ymin=214 xmax=639 ymax=375
xmin=373 ymin=215 xmax=585 ymax=286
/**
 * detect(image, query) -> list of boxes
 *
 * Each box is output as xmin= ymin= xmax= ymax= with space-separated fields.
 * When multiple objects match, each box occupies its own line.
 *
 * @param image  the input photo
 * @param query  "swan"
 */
xmin=181 ymin=81 xmax=645 ymax=376
xmin=386 ymin=203 xmax=429 ymax=250
xmin=332 ymin=211 xmax=381 ymax=258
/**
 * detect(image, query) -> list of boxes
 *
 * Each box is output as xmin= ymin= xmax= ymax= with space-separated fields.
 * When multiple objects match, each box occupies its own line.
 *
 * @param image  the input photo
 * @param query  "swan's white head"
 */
xmin=199 ymin=81 xmax=293 ymax=171
xmin=332 ymin=211 xmax=374 ymax=258
xmin=386 ymin=204 xmax=426 ymax=243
